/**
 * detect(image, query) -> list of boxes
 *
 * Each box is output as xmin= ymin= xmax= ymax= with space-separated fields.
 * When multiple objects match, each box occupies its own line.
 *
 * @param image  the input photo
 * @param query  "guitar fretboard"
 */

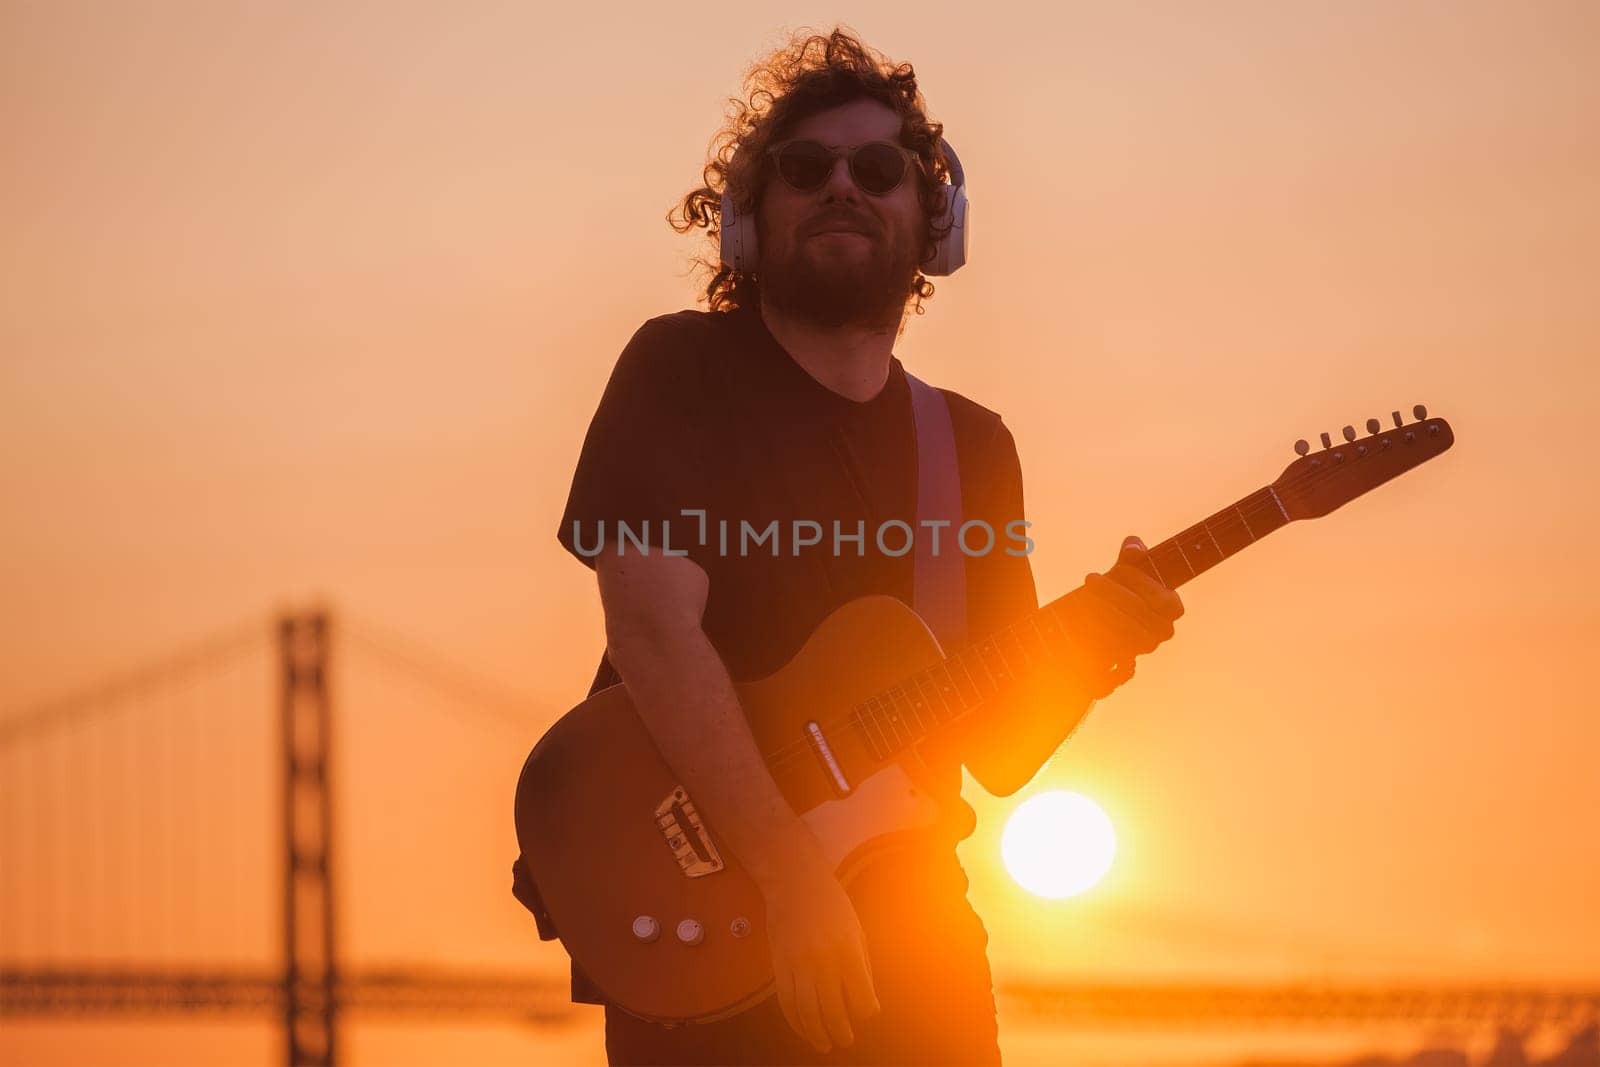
xmin=847 ymin=484 xmax=1291 ymax=762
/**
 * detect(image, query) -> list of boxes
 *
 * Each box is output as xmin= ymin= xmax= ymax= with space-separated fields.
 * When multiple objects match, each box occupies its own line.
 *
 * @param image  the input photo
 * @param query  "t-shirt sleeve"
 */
xmin=556 ymin=319 xmax=715 ymax=571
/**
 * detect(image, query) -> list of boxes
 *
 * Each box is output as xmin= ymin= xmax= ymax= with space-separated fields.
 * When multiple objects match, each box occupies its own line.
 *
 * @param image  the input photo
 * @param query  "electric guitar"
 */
xmin=513 ymin=406 xmax=1455 ymax=1023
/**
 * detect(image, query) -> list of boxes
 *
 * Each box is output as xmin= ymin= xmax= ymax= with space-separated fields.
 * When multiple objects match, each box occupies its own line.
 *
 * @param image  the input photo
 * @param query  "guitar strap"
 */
xmin=905 ymin=371 xmax=968 ymax=652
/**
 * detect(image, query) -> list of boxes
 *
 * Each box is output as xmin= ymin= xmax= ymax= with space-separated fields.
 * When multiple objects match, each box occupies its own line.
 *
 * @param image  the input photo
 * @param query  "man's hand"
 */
xmin=1054 ymin=535 xmax=1185 ymax=699
xmin=759 ymin=842 xmax=881 ymax=1054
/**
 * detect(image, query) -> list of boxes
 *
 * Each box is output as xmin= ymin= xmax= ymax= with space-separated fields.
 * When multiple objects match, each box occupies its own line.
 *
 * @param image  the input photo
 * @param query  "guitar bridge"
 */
xmin=655 ymin=786 xmax=724 ymax=878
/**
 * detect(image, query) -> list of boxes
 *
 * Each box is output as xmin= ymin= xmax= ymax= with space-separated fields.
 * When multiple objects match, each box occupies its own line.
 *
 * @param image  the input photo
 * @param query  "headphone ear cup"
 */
xmin=924 ymin=184 xmax=968 ymax=277
xmin=923 ymin=139 xmax=969 ymax=277
xmin=719 ymin=191 xmax=759 ymax=272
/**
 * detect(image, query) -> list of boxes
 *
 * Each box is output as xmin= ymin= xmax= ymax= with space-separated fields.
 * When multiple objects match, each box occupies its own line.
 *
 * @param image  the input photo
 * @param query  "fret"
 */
xmin=926 ymin=670 xmax=951 ymax=724
xmin=976 ymin=639 xmax=1014 ymax=690
xmin=902 ymin=685 xmax=926 ymax=741
xmin=876 ymin=687 xmax=902 ymax=748
xmin=859 ymin=698 xmax=886 ymax=758
xmin=1233 ymin=504 xmax=1257 ymax=539
xmin=1009 ymin=617 xmax=1054 ymax=687
xmin=1144 ymin=550 xmax=1172 ymax=587
xmin=949 ymin=647 xmax=988 ymax=702
xmin=912 ymin=685 xmax=933 ymax=736
xmin=1242 ymin=488 xmax=1289 ymax=538
xmin=940 ymin=652 xmax=979 ymax=710
xmin=916 ymin=669 xmax=952 ymax=724
xmin=1025 ymin=614 xmax=1047 ymax=655
xmin=904 ymin=675 xmax=935 ymax=733
xmin=857 ymin=697 xmax=883 ymax=755
xmin=887 ymin=684 xmax=916 ymax=738
xmin=928 ymin=662 xmax=963 ymax=719
xmin=1035 ymin=604 xmax=1070 ymax=661
xmin=1170 ymin=538 xmax=1196 ymax=578
xmin=1265 ymin=497 xmax=1291 ymax=534
xmin=992 ymin=628 xmax=1030 ymax=675
xmin=962 ymin=643 xmax=993 ymax=696
xmin=1209 ymin=508 xmax=1254 ymax=557
xmin=1242 ymin=499 xmax=1271 ymax=538
xmin=1175 ymin=522 xmax=1224 ymax=575
xmin=1017 ymin=615 xmax=1053 ymax=669
xmin=1016 ymin=624 xmax=1040 ymax=666
xmin=1267 ymin=485 xmax=1291 ymax=522
xmin=1157 ymin=524 xmax=1214 ymax=582
xmin=884 ymin=687 xmax=917 ymax=746
xmin=854 ymin=703 xmax=886 ymax=761
xmin=872 ymin=694 xmax=906 ymax=751
xmin=870 ymin=703 xmax=892 ymax=758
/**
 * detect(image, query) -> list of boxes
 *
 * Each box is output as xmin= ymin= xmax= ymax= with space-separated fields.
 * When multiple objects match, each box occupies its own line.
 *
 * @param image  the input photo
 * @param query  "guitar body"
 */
xmin=513 ymin=595 xmax=954 ymax=1024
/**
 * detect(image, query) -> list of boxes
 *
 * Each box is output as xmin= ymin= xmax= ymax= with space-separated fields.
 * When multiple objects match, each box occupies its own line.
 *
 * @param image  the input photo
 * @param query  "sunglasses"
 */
xmin=766 ymin=139 xmax=921 ymax=196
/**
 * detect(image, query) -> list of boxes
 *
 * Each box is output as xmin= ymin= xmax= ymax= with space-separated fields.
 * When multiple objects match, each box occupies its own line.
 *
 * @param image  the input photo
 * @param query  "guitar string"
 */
xmin=746 ymin=429 xmax=1447 ymax=776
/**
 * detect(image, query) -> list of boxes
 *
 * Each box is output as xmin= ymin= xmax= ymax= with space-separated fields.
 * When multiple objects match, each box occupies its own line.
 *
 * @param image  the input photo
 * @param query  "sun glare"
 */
xmin=1001 ymin=790 xmax=1117 ymax=899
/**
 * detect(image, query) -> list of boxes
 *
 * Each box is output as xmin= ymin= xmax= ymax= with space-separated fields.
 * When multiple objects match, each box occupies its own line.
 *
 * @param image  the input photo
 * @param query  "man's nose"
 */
xmin=819 ymin=155 xmax=862 ymax=201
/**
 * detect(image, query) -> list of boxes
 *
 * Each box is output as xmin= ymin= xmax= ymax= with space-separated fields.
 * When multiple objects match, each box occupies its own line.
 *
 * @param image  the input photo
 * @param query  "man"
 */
xmin=532 ymin=28 xmax=1182 ymax=1066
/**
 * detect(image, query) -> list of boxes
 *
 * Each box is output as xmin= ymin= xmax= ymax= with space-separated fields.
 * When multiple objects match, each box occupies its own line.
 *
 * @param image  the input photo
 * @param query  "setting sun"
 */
xmin=1001 ymin=791 xmax=1117 ymax=899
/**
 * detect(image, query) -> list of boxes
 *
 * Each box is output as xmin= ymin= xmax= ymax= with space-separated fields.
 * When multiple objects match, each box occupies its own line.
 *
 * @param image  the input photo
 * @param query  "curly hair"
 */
xmin=667 ymin=27 xmax=954 ymax=316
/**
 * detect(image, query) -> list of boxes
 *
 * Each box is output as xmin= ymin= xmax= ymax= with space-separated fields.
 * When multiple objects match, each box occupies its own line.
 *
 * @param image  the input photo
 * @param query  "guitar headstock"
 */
xmin=1274 ymin=405 xmax=1455 ymax=520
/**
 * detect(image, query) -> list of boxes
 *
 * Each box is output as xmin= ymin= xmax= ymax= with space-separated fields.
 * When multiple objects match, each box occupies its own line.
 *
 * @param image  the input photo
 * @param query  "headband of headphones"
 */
xmin=718 ymin=137 xmax=969 ymax=277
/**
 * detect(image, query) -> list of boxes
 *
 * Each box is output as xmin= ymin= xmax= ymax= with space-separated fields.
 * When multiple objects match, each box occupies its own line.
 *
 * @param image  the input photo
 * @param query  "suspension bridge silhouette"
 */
xmin=3 ymin=607 xmax=1597 ymax=1066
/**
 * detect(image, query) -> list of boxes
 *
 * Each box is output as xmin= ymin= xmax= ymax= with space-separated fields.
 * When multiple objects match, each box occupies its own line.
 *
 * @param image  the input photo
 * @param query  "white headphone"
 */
xmin=718 ymin=138 xmax=969 ymax=277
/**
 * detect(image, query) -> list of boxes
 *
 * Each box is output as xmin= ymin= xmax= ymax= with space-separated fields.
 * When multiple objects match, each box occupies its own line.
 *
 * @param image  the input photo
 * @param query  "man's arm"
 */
xmin=949 ymin=420 xmax=1183 ymax=796
xmin=960 ymin=537 xmax=1184 ymax=797
xmin=958 ymin=661 xmax=1096 ymax=799
xmin=595 ymin=543 xmax=880 ymax=1055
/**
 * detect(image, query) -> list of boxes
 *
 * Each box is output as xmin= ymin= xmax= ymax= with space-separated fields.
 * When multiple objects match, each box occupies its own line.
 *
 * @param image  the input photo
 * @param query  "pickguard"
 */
xmin=800 ymin=761 xmax=942 ymax=869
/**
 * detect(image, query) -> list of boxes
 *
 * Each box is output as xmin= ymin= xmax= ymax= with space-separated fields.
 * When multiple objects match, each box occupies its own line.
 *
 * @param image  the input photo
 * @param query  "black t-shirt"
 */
xmin=550 ymin=302 xmax=1038 ymax=1003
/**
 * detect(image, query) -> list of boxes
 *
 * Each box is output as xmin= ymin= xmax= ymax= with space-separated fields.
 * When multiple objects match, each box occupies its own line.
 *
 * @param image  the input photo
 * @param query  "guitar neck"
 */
xmin=1126 ymin=484 xmax=1292 ymax=590
xmin=843 ymin=484 xmax=1292 ymax=763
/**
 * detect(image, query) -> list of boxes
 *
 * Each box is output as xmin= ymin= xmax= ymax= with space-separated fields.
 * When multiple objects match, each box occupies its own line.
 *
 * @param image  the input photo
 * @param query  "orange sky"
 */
xmin=3 ymin=1 xmax=1598 ymax=1050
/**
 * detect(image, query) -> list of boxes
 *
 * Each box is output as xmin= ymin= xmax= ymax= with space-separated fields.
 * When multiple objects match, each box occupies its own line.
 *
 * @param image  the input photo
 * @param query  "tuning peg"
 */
xmin=1294 ymin=439 xmax=1310 ymax=456
xmin=1320 ymin=432 xmax=1332 ymax=449
xmin=1392 ymin=410 xmax=1403 ymax=428
xmin=1342 ymin=425 xmax=1357 ymax=443
xmin=1413 ymin=404 xmax=1428 ymax=421
xmin=1366 ymin=418 xmax=1381 ymax=435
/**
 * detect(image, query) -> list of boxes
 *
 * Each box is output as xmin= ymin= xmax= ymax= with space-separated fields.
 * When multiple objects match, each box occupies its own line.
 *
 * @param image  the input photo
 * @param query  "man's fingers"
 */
xmin=1108 ymin=563 xmax=1184 ymax=621
xmin=816 ymin=972 xmax=856 ymax=1049
xmin=1084 ymin=574 xmax=1176 ymax=650
xmin=1050 ymin=539 xmax=1184 ymax=700
xmin=774 ymin=963 xmax=802 ymax=1045
xmin=794 ymin=973 xmax=831 ymax=1053
xmin=841 ymin=939 xmax=881 ymax=1022
xmin=1085 ymin=569 xmax=1157 ymax=620
xmin=1110 ymin=535 xmax=1186 ymax=621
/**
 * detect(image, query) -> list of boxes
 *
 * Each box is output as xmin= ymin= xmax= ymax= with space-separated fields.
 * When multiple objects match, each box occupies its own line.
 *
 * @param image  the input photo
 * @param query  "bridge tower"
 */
xmin=279 ymin=609 xmax=337 ymax=1066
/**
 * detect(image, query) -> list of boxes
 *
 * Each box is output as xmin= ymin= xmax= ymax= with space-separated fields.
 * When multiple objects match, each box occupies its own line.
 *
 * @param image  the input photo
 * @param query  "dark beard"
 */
xmin=758 ymin=232 xmax=920 ymax=329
